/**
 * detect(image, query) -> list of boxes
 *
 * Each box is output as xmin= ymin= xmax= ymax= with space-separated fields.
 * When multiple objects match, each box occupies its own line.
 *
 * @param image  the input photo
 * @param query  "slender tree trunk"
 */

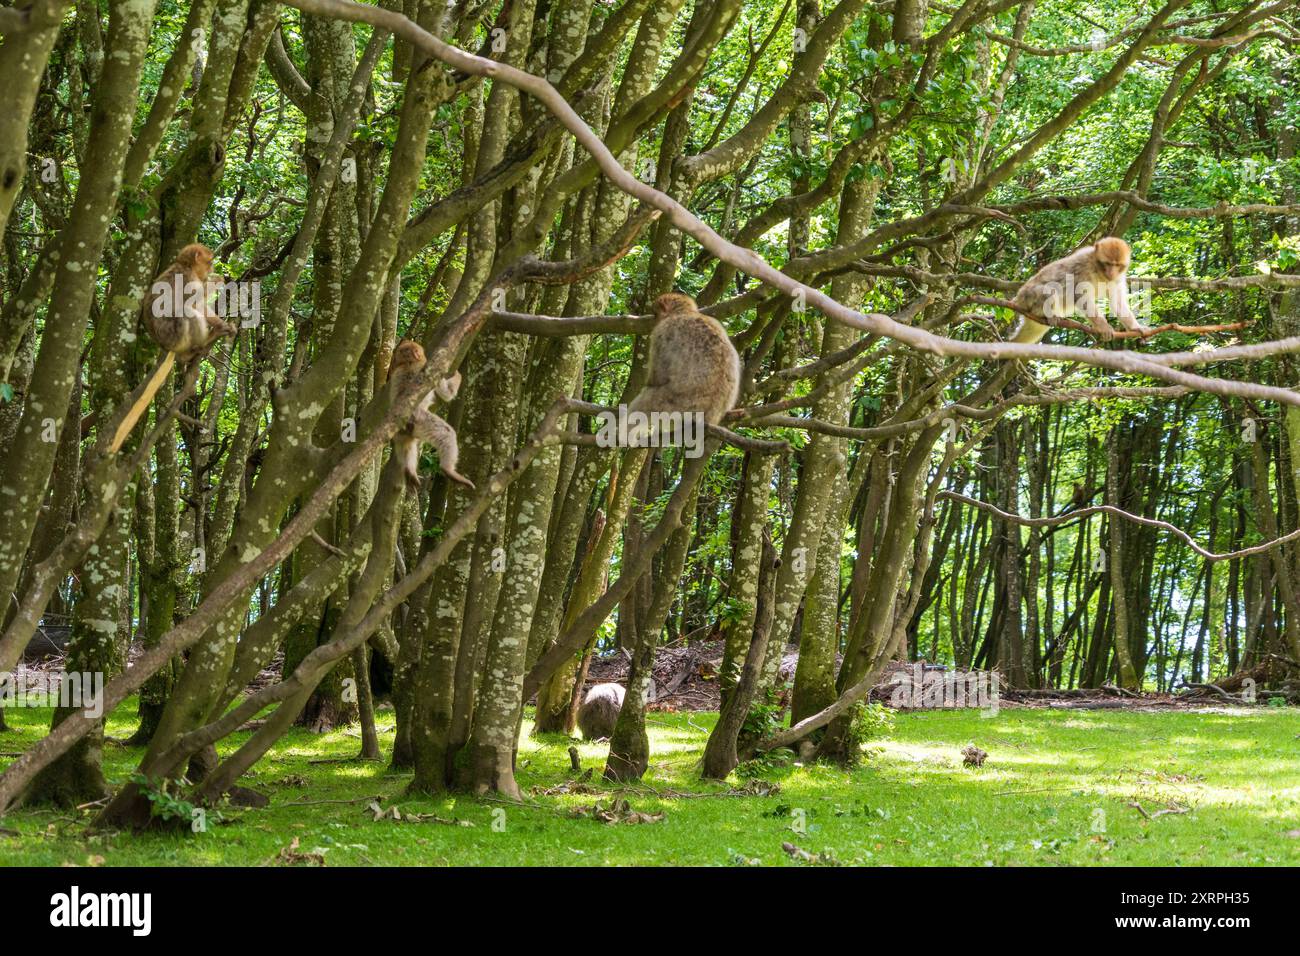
xmin=703 ymin=531 xmax=777 ymax=779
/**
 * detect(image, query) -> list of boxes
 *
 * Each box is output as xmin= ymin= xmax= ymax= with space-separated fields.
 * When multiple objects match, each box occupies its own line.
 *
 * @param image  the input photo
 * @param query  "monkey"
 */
xmin=624 ymin=292 xmax=740 ymax=447
xmin=577 ymin=682 xmax=625 ymax=740
xmin=388 ymin=339 xmax=474 ymax=491
xmin=1052 ymin=482 xmax=1097 ymax=519
xmin=1010 ymin=237 xmax=1149 ymax=345
xmin=146 ymin=244 xmax=239 ymax=360
xmin=108 ymin=243 xmax=238 ymax=454
xmin=1067 ymin=482 xmax=1088 ymax=509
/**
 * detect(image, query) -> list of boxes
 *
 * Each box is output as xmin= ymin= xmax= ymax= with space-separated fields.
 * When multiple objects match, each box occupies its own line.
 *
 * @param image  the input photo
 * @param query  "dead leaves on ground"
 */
xmin=567 ymin=797 xmax=665 ymax=825
xmin=365 ymin=800 xmax=474 ymax=827
xmin=533 ymin=779 xmax=600 ymax=797
xmin=732 ymin=779 xmax=781 ymax=796
xmin=781 ymin=841 xmax=840 ymax=866
xmin=271 ymin=837 xmax=327 ymax=867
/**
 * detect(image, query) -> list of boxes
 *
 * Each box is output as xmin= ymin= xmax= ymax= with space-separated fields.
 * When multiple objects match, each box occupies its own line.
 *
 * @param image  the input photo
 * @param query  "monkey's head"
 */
xmin=653 ymin=292 xmax=698 ymax=319
xmin=391 ymin=339 xmax=427 ymax=377
xmin=176 ymin=243 xmax=216 ymax=279
xmin=1094 ymin=237 xmax=1131 ymax=282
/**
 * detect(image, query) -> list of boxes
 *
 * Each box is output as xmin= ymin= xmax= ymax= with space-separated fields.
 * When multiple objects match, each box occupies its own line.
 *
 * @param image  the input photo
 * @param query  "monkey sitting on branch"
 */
xmin=1009 ymin=237 xmax=1150 ymax=345
xmin=624 ymin=292 xmax=741 ymax=448
xmin=387 ymin=339 xmax=474 ymax=491
xmin=109 ymin=243 xmax=238 ymax=454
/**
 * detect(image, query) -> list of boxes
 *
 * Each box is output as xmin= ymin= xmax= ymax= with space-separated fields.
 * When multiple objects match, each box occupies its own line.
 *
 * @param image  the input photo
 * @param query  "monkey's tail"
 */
xmin=109 ymin=352 xmax=177 ymax=454
xmin=442 ymin=467 xmax=476 ymax=490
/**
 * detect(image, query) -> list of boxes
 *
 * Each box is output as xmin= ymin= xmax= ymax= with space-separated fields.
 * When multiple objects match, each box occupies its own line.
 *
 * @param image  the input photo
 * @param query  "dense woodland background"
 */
xmin=0 ymin=0 xmax=1298 ymax=823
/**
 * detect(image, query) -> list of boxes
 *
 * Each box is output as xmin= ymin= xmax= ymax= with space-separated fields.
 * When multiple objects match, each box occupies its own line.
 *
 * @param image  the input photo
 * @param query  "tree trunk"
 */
xmin=703 ymin=531 xmax=777 ymax=779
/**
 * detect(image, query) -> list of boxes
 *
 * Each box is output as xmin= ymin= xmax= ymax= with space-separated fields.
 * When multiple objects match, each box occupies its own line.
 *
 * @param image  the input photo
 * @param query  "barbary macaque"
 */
xmin=1062 ymin=482 xmax=1092 ymax=513
xmin=388 ymin=339 xmax=474 ymax=491
xmin=147 ymin=243 xmax=239 ymax=360
xmin=577 ymin=682 xmax=625 ymax=740
xmin=1010 ymin=237 xmax=1148 ymax=344
xmin=108 ymin=243 xmax=238 ymax=453
xmin=625 ymin=292 xmax=740 ymax=446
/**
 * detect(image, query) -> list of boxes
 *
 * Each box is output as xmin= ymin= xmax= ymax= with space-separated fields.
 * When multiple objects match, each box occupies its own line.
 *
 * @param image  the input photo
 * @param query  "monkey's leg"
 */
xmin=625 ymin=388 xmax=669 ymax=446
xmin=413 ymin=411 xmax=475 ymax=489
xmin=396 ymin=435 xmax=422 ymax=491
xmin=109 ymin=351 xmax=177 ymax=454
xmin=1079 ymin=300 xmax=1115 ymax=342
xmin=1089 ymin=318 xmax=1116 ymax=341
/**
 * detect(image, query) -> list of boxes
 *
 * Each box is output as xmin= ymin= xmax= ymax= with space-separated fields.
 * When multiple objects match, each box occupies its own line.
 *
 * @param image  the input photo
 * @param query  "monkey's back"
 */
xmin=652 ymin=313 xmax=740 ymax=421
xmin=1013 ymin=245 xmax=1095 ymax=317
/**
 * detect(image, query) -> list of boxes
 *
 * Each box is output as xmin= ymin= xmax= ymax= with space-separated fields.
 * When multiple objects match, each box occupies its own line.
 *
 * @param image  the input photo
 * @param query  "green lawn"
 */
xmin=2 ymin=699 xmax=1298 ymax=866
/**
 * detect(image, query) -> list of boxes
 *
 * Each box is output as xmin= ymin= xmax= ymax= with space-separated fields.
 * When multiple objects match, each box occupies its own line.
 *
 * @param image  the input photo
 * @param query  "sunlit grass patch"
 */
xmin=1 ymin=700 xmax=1297 ymax=865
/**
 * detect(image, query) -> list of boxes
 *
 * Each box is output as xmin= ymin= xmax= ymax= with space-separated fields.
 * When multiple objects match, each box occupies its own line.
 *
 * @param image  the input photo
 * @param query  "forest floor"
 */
xmin=1 ymin=700 xmax=1298 ymax=866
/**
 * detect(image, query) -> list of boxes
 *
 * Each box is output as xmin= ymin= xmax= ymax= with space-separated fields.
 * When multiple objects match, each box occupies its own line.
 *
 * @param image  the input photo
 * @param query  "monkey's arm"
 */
xmin=199 ymin=274 xmax=239 ymax=340
xmin=434 ymin=371 xmax=462 ymax=403
xmin=1076 ymin=288 xmax=1116 ymax=342
xmin=1109 ymin=274 xmax=1149 ymax=336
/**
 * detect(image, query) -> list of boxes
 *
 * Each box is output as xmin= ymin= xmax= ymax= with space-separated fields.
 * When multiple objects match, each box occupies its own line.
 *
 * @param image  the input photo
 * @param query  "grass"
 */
xmin=1 ymin=698 xmax=1298 ymax=866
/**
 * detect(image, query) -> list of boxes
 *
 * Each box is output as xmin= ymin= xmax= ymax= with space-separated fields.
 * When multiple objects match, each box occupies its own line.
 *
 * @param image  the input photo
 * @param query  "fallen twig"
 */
xmin=1129 ymin=801 xmax=1191 ymax=819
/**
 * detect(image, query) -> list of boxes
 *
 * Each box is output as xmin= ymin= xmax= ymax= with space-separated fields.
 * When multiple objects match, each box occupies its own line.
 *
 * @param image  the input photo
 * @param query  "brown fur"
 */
xmin=146 ymin=243 xmax=237 ymax=361
xmin=111 ymin=243 xmax=237 ymax=454
xmin=577 ymin=682 xmax=625 ymax=740
xmin=389 ymin=339 xmax=473 ymax=491
xmin=1011 ymin=237 xmax=1145 ymax=343
xmin=626 ymin=293 xmax=740 ymax=442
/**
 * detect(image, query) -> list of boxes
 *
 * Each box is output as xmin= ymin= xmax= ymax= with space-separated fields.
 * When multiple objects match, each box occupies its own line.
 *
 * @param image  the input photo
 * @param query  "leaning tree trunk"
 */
xmin=531 ymin=505 xmax=608 ymax=734
xmin=719 ymin=453 xmax=773 ymax=699
xmin=703 ymin=531 xmax=777 ymax=779
xmin=27 ymin=488 xmax=134 ymax=806
xmin=0 ymin=0 xmax=159 ymax=656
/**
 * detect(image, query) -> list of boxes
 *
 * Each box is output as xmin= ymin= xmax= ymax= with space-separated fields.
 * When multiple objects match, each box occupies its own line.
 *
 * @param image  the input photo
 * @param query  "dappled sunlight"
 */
xmin=4 ymin=697 xmax=1299 ymax=866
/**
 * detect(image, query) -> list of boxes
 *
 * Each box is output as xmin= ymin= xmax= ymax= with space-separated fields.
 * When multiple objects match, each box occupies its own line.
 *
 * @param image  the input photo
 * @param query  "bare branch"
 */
xmin=940 ymin=490 xmax=1300 ymax=562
